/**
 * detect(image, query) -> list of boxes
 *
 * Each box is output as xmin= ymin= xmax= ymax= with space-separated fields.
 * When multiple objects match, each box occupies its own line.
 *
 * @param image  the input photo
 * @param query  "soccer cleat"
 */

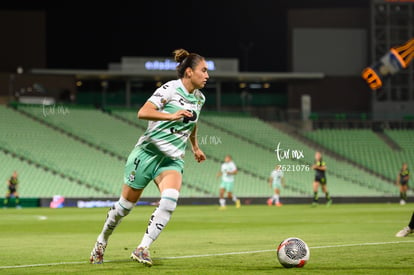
xmin=131 ymin=247 xmax=153 ymax=266
xmin=396 ymin=226 xmax=413 ymax=237
xmin=90 ymin=241 xmax=107 ymax=264
xmin=400 ymin=199 xmax=406 ymax=205
xmin=326 ymin=199 xmax=333 ymax=207
xmin=219 ymin=206 xmax=227 ymax=210
xmin=235 ymin=199 xmax=241 ymax=208
xmin=267 ymin=198 xmax=273 ymax=206
xmin=276 ymin=202 xmax=283 ymax=207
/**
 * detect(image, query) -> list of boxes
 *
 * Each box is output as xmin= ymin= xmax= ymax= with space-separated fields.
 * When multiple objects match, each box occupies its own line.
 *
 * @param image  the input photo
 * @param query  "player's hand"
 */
xmin=193 ymin=148 xmax=206 ymax=163
xmin=169 ymin=110 xmax=193 ymax=121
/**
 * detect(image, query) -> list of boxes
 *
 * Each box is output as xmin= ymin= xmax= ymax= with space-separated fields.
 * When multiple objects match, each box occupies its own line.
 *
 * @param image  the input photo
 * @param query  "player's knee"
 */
xmin=115 ymin=196 xmax=135 ymax=217
xmin=159 ymin=188 xmax=179 ymax=212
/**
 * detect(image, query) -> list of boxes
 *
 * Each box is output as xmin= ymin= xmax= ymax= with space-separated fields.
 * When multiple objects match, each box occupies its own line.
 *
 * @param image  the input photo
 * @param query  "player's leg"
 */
xmin=3 ymin=191 xmax=10 ymax=207
xmin=399 ymin=184 xmax=407 ymax=205
xmin=312 ymin=181 xmax=319 ymax=205
xmin=267 ymin=197 xmax=273 ymax=206
xmin=403 ymin=184 xmax=408 ymax=203
xmin=132 ymin=169 xmax=181 ymax=266
xmin=90 ymin=184 xmax=141 ymax=264
xmin=404 ymin=185 xmax=408 ymax=201
xmin=226 ymin=181 xmax=240 ymax=208
xmin=274 ymin=188 xmax=282 ymax=206
xmin=227 ymin=191 xmax=233 ymax=201
xmin=219 ymin=186 xmax=226 ymax=208
xmin=321 ymin=181 xmax=332 ymax=205
xmin=13 ymin=191 xmax=20 ymax=207
xmin=409 ymin=212 xmax=414 ymax=229
xmin=227 ymin=191 xmax=239 ymax=207
xmin=396 ymin=212 xmax=414 ymax=237
xmin=98 ymin=185 xmax=141 ymax=244
xmin=271 ymin=188 xmax=277 ymax=205
xmin=90 ymin=146 xmax=150 ymax=264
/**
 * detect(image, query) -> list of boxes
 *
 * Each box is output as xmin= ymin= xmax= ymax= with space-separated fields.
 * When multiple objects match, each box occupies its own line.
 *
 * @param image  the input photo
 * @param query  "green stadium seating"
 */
xmin=0 ymin=151 xmax=109 ymax=198
xmin=18 ymin=105 xmax=138 ymax=157
xmin=1 ymin=104 xmax=406 ymax=199
xmin=305 ymin=129 xmax=414 ymax=189
xmin=201 ymin=114 xmax=398 ymax=196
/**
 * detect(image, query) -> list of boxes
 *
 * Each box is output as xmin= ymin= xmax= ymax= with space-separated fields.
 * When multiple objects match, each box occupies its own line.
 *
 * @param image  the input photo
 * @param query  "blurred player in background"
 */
xmin=3 ymin=171 xmax=20 ymax=208
xmin=312 ymin=151 xmax=332 ymax=206
xmin=396 ymin=163 xmax=410 ymax=205
xmin=395 ymin=212 xmax=414 ymax=237
xmin=217 ymin=155 xmax=240 ymax=209
xmin=89 ymin=48 xmax=208 ymax=266
xmin=267 ymin=164 xmax=285 ymax=206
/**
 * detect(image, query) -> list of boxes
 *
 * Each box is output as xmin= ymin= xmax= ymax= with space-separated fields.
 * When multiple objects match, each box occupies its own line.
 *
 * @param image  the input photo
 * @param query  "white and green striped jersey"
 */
xmin=270 ymin=169 xmax=284 ymax=185
xmin=136 ymin=79 xmax=205 ymax=159
xmin=221 ymin=161 xmax=237 ymax=183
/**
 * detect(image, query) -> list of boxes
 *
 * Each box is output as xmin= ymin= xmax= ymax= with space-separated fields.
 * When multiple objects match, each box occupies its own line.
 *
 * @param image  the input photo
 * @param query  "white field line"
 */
xmin=0 ymin=240 xmax=413 ymax=269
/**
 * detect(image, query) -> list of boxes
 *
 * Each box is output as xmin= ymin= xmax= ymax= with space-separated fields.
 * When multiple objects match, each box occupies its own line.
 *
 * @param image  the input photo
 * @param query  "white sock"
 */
xmin=139 ymin=189 xmax=179 ymax=248
xmin=97 ymin=196 xmax=134 ymax=244
xmin=232 ymin=196 xmax=238 ymax=202
xmin=219 ymin=198 xmax=226 ymax=207
xmin=273 ymin=194 xmax=279 ymax=204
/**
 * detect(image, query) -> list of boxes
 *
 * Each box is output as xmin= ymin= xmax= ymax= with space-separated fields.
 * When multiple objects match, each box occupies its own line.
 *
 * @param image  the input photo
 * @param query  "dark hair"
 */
xmin=173 ymin=49 xmax=204 ymax=78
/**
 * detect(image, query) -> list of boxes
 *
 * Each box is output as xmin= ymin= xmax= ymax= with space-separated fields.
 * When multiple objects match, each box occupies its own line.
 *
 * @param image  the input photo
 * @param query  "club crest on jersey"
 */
xmin=128 ymin=171 xmax=136 ymax=182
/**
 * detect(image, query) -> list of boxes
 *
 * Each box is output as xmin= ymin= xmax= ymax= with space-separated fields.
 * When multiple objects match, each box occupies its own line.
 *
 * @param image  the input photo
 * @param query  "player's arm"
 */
xmin=227 ymin=163 xmax=238 ymax=175
xmin=138 ymin=101 xmax=192 ymax=121
xmin=312 ymin=164 xmax=325 ymax=171
xmin=318 ymin=164 xmax=327 ymax=171
xmin=190 ymin=124 xmax=206 ymax=163
xmin=228 ymin=169 xmax=238 ymax=175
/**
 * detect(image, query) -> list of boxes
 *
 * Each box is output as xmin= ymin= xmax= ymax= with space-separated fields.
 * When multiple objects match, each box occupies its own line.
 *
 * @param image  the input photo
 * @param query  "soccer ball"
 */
xmin=276 ymin=237 xmax=310 ymax=268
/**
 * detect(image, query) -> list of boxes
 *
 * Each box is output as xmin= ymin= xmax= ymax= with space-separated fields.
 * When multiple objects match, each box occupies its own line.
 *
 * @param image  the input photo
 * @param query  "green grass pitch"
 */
xmin=0 ymin=203 xmax=413 ymax=274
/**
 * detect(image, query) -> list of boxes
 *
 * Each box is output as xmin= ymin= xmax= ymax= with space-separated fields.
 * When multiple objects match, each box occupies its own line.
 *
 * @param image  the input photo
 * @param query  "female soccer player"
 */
xmin=3 ymin=171 xmax=20 ymax=208
xmin=217 ymin=155 xmax=240 ymax=209
xmin=396 ymin=163 xmax=410 ymax=205
xmin=90 ymin=49 xmax=208 ymax=266
xmin=311 ymin=151 xmax=332 ymax=206
xmin=267 ymin=165 xmax=285 ymax=206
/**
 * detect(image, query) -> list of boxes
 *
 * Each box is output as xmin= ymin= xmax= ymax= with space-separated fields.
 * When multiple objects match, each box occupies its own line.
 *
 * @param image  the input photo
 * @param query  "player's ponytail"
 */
xmin=173 ymin=49 xmax=189 ymax=64
xmin=173 ymin=49 xmax=204 ymax=78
